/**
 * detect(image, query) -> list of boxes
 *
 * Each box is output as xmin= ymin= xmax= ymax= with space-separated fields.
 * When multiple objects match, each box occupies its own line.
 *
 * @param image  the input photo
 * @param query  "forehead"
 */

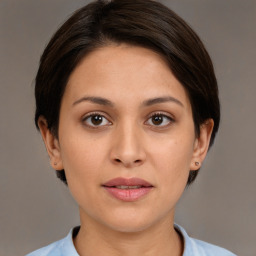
xmin=64 ymin=44 xmax=191 ymax=110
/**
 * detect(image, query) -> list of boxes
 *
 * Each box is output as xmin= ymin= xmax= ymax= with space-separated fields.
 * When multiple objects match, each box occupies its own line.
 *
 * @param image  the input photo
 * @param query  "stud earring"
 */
xmin=54 ymin=162 xmax=57 ymax=166
xmin=195 ymin=161 xmax=200 ymax=166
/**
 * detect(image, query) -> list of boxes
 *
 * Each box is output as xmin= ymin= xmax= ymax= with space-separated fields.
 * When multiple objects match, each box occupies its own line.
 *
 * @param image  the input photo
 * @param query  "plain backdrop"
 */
xmin=0 ymin=1 xmax=255 ymax=255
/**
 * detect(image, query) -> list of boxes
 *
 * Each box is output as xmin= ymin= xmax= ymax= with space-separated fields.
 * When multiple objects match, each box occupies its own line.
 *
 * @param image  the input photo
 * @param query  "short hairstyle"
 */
xmin=35 ymin=0 xmax=220 ymax=185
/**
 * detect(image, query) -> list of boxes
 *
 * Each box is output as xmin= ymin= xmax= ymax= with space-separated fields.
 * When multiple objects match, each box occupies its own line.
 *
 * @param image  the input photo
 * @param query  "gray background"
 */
xmin=0 ymin=1 xmax=255 ymax=255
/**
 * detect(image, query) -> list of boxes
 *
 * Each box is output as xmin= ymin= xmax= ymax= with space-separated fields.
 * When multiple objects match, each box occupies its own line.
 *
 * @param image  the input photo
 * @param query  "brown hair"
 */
xmin=35 ymin=0 xmax=220 ymax=185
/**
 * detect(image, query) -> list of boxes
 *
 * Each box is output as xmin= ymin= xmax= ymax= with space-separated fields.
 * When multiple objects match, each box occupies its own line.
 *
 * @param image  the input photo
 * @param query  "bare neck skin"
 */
xmin=74 ymin=209 xmax=183 ymax=256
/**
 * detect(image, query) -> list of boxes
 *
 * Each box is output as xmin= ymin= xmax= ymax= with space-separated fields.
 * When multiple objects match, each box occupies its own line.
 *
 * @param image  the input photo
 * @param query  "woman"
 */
xmin=27 ymin=0 xmax=236 ymax=255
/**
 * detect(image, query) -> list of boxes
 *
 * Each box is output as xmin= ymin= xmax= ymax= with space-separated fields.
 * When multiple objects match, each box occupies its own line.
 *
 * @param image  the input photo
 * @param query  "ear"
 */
xmin=190 ymin=119 xmax=214 ymax=171
xmin=37 ymin=116 xmax=63 ymax=170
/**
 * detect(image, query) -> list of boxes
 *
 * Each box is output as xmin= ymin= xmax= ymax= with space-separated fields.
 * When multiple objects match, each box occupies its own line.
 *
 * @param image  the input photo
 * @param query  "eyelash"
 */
xmin=145 ymin=112 xmax=174 ymax=128
xmin=82 ymin=112 xmax=112 ymax=129
xmin=81 ymin=112 xmax=174 ymax=129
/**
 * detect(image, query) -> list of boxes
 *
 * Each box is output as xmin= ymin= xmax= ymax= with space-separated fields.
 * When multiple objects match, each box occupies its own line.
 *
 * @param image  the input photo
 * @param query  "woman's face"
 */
xmin=41 ymin=44 xmax=212 ymax=233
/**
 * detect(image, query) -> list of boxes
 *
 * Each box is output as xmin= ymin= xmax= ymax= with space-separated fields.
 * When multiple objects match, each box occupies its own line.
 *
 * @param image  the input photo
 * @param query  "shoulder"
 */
xmin=175 ymin=224 xmax=237 ymax=256
xmin=189 ymin=238 xmax=237 ymax=256
xmin=26 ymin=239 xmax=64 ymax=256
xmin=26 ymin=228 xmax=79 ymax=256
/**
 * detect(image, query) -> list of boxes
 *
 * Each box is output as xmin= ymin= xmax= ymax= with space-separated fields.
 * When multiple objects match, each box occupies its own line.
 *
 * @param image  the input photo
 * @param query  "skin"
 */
xmin=39 ymin=44 xmax=213 ymax=256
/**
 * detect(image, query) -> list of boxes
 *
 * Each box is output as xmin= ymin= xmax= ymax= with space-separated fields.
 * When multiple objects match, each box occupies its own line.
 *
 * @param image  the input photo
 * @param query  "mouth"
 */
xmin=103 ymin=177 xmax=153 ymax=187
xmin=102 ymin=177 xmax=154 ymax=202
xmin=110 ymin=185 xmax=146 ymax=189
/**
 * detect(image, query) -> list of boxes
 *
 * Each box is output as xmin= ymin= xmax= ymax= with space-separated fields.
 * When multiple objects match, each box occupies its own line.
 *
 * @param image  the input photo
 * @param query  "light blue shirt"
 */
xmin=26 ymin=224 xmax=236 ymax=256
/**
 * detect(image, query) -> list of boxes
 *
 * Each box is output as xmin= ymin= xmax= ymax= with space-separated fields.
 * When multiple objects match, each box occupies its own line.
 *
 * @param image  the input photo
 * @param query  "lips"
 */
xmin=103 ymin=177 xmax=153 ymax=187
xmin=102 ymin=177 xmax=153 ymax=202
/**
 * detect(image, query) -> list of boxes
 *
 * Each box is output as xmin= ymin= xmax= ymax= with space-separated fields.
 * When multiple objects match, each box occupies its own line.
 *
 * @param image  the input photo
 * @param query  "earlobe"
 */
xmin=37 ymin=116 xmax=63 ymax=170
xmin=190 ymin=119 xmax=214 ymax=171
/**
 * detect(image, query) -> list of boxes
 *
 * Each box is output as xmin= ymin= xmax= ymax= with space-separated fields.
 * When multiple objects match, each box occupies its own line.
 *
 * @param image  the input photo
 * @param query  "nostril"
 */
xmin=114 ymin=159 xmax=141 ymax=164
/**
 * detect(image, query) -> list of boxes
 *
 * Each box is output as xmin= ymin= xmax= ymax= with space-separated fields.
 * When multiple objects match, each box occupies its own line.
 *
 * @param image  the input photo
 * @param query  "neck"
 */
xmin=74 ymin=211 xmax=183 ymax=256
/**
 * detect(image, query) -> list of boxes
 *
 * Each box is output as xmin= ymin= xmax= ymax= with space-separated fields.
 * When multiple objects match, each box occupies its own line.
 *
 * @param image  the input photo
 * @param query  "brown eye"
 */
xmin=152 ymin=115 xmax=164 ymax=125
xmin=146 ymin=113 xmax=173 ymax=127
xmin=91 ymin=115 xmax=103 ymax=125
xmin=83 ymin=114 xmax=111 ymax=128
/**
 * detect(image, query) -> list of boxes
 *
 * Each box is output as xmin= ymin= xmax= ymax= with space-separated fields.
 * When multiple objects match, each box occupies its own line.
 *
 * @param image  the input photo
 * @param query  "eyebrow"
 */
xmin=72 ymin=96 xmax=183 ymax=108
xmin=142 ymin=96 xmax=184 ymax=107
xmin=72 ymin=96 xmax=114 ymax=107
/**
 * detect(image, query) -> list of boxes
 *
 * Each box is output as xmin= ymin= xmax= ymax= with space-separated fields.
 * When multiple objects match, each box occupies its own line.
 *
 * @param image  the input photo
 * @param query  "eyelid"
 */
xmin=148 ymin=111 xmax=174 ymax=119
xmin=144 ymin=111 xmax=175 ymax=127
xmin=81 ymin=111 xmax=112 ymax=128
xmin=81 ymin=111 xmax=174 ymax=129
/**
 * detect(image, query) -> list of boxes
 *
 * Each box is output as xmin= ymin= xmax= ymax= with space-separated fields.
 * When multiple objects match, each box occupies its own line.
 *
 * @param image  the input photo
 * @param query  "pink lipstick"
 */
xmin=102 ymin=177 xmax=153 ymax=202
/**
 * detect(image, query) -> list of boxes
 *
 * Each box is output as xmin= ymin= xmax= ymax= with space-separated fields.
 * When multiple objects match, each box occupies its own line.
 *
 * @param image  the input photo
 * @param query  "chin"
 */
xmin=101 ymin=211 xmax=163 ymax=234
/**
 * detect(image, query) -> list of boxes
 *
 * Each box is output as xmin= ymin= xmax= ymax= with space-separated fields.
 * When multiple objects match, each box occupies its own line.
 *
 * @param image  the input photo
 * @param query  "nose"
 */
xmin=110 ymin=122 xmax=146 ymax=168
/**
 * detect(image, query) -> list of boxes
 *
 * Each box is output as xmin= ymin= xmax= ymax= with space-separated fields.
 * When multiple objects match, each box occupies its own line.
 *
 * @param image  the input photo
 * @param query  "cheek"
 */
xmin=151 ymin=134 xmax=194 ymax=169
xmin=149 ymin=135 xmax=194 ymax=188
xmin=58 ymin=136 xmax=106 ymax=212
xmin=58 ymin=128 xmax=108 ymax=186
